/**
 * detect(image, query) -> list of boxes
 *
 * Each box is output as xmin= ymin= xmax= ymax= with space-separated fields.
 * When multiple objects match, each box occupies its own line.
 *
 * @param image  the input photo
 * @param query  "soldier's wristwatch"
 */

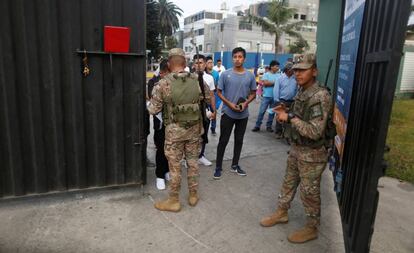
xmin=287 ymin=113 xmax=296 ymax=123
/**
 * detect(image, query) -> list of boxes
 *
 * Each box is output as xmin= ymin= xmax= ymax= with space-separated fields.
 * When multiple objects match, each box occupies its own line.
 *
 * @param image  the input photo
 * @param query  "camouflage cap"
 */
xmin=168 ymin=48 xmax=186 ymax=58
xmin=284 ymin=62 xmax=294 ymax=70
xmin=293 ymin=53 xmax=316 ymax=70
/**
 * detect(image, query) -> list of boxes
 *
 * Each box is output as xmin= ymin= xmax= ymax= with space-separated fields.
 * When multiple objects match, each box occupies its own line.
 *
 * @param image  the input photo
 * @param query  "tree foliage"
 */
xmin=146 ymin=0 xmax=161 ymax=58
xmin=146 ymin=0 xmax=183 ymax=58
xmin=157 ymin=0 xmax=183 ymax=48
xmin=248 ymin=0 xmax=316 ymax=55
xmin=288 ymin=37 xmax=309 ymax=54
xmin=165 ymin=36 xmax=178 ymax=49
xmin=158 ymin=0 xmax=182 ymax=36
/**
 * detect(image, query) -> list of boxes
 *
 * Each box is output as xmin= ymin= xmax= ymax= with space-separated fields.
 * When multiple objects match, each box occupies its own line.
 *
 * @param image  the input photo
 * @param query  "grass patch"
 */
xmin=384 ymin=99 xmax=414 ymax=183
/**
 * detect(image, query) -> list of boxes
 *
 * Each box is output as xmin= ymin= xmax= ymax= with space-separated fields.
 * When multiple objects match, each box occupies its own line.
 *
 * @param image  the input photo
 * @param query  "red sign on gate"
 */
xmin=104 ymin=26 xmax=131 ymax=53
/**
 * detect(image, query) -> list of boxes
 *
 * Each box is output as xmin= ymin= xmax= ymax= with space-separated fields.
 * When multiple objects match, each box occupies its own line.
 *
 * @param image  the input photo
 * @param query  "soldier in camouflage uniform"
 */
xmin=260 ymin=54 xmax=332 ymax=243
xmin=147 ymin=48 xmax=210 ymax=212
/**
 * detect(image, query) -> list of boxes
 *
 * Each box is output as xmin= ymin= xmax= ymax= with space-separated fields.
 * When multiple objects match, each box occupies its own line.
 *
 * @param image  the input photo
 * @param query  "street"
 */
xmin=0 ymin=101 xmax=412 ymax=253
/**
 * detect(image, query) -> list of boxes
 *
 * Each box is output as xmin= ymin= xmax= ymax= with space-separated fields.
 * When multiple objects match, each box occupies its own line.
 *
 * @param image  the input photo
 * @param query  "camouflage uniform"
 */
xmin=278 ymin=81 xmax=332 ymax=227
xmin=147 ymin=71 xmax=210 ymax=199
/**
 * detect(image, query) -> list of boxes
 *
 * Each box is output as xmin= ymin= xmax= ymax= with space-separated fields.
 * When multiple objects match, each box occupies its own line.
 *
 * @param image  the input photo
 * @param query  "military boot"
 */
xmin=188 ymin=191 xmax=199 ymax=207
xmin=260 ymin=208 xmax=288 ymax=227
xmin=154 ymin=195 xmax=181 ymax=212
xmin=287 ymin=224 xmax=318 ymax=243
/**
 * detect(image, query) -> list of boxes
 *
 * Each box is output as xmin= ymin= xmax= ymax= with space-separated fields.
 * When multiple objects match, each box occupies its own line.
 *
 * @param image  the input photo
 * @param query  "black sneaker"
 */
xmin=252 ymin=127 xmax=260 ymax=132
xmin=274 ymin=132 xmax=283 ymax=139
xmin=231 ymin=165 xmax=247 ymax=176
xmin=211 ymin=129 xmax=216 ymax=136
xmin=213 ymin=168 xmax=222 ymax=180
xmin=266 ymin=127 xmax=274 ymax=132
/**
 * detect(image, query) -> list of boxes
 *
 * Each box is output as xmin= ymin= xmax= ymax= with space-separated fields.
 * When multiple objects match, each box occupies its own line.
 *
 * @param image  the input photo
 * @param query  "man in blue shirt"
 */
xmin=214 ymin=47 xmax=257 ymax=179
xmin=273 ymin=62 xmax=298 ymax=137
xmin=252 ymin=60 xmax=281 ymax=132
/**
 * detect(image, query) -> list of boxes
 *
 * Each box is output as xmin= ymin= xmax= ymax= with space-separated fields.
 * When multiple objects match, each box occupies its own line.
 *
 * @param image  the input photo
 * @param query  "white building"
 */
xmin=204 ymin=15 xmax=276 ymax=54
xmin=248 ymin=0 xmax=319 ymax=53
xmin=183 ymin=11 xmax=225 ymax=56
xmin=182 ymin=0 xmax=319 ymax=57
xmin=286 ymin=0 xmax=318 ymax=52
xmin=182 ymin=1 xmax=237 ymax=58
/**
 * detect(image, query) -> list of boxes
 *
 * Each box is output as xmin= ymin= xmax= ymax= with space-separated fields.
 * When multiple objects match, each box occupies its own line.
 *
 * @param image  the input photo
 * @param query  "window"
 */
xmin=194 ymin=12 xmax=204 ymax=21
xmin=294 ymin=14 xmax=299 ymax=19
xmin=184 ymin=17 xmax=190 ymax=25
xmin=197 ymin=29 xmax=204 ymax=36
xmin=210 ymin=26 xmax=216 ymax=34
xmin=220 ymin=23 xmax=224 ymax=32
xmin=237 ymin=41 xmax=252 ymax=50
xmin=198 ymin=45 xmax=203 ymax=52
xmin=239 ymin=21 xmax=252 ymax=31
xmin=300 ymin=14 xmax=306 ymax=20
xmin=285 ymin=39 xmax=291 ymax=46
xmin=261 ymin=43 xmax=273 ymax=51
xmin=206 ymin=43 xmax=212 ymax=52
xmin=205 ymin=12 xmax=214 ymax=19
xmin=205 ymin=12 xmax=223 ymax=20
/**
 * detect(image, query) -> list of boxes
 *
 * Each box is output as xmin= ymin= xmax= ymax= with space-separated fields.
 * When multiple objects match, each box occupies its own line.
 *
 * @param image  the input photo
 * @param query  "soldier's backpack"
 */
xmin=163 ymin=73 xmax=202 ymax=128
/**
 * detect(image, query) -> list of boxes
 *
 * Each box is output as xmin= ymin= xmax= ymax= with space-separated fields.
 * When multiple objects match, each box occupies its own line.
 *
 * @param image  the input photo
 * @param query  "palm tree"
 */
xmin=248 ymin=0 xmax=316 ymax=55
xmin=156 ymin=0 xmax=183 ymax=48
xmin=146 ymin=0 xmax=161 ymax=58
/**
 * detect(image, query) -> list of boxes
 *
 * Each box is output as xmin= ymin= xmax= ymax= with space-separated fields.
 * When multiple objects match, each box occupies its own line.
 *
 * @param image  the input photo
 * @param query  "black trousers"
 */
xmin=199 ymin=118 xmax=210 ymax=158
xmin=153 ymin=118 xmax=169 ymax=179
xmin=216 ymin=114 xmax=248 ymax=169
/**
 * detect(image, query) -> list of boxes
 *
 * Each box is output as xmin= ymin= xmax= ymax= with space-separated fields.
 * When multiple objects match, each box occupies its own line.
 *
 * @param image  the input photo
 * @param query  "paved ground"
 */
xmin=0 ymin=100 xmax=412 ymax=253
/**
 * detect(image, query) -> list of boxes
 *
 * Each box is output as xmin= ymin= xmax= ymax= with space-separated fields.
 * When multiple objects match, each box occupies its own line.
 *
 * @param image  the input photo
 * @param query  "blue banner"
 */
xmin=331 ymin=0 xmax=366 ymax=192
xmin=334 ymin=0 xmax=366 ymax=158
xmin=336 ymin=0 xmax=366 ymax=120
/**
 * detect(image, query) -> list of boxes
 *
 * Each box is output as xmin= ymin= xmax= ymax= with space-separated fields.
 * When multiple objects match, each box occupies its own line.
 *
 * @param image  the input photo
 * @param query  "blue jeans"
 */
xmin=210 ymin=92 xmax=222 ymax=131
xmin=255 ymin=96 xmax=274 ymax=128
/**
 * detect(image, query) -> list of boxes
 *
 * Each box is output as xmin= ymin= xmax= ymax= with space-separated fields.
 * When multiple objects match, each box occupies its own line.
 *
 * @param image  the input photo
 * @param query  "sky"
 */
xmin=171 ymin=0 xmax=260 ymax=28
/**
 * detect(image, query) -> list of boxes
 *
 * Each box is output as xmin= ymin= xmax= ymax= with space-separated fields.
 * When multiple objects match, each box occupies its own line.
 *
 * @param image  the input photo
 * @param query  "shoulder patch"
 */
xmin=309 ymin=103 xmax=323 ymax=119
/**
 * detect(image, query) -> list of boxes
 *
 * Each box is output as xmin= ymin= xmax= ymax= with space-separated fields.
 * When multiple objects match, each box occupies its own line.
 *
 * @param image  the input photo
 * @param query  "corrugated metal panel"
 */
xmin=0 ymin=0 xmax=147 ymax=198
xmin=400 ymin=52 xmax=414 ymax=91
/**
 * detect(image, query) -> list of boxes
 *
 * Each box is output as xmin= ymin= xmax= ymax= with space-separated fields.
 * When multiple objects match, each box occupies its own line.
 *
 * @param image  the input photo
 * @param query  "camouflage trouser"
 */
xmin=278 ymin=154 xmax=326 ymax=227
xmin=164 ymin=138 xmax=200 ymax=198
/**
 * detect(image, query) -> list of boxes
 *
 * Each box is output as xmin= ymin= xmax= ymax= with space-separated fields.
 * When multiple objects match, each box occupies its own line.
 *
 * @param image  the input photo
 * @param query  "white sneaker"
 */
xmin=198 ymin=156 xmax=212 ymax=166
xmin=165 ymin=172 xmax=171 ymax=181
xmin=156 ymin=178 xmax=166 ymax=190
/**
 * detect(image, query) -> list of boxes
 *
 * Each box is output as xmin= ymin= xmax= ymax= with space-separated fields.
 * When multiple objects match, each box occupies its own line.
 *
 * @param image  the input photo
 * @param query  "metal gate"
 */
xmin=336 ymin=0 xmax=411 ymax=252
xmin=0 ymin=0 xmax=147 ymax=198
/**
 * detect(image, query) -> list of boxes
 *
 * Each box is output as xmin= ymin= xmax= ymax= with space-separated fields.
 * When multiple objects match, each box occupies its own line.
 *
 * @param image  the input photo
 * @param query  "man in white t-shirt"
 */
xmin=213 ymin=59 xmax=226 ymax=76
xmin=193 ymin=54 xmax=216 ymax=166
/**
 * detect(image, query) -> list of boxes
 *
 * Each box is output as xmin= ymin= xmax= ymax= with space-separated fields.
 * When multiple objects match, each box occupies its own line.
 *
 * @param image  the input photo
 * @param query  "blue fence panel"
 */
xmin=214 ymin=52 xmax=293 ymax=70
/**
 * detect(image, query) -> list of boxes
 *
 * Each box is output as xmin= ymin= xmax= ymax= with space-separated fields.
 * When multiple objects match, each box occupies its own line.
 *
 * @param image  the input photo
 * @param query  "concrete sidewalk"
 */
xmin=0 ymin=101 xmax=412 ymax=253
